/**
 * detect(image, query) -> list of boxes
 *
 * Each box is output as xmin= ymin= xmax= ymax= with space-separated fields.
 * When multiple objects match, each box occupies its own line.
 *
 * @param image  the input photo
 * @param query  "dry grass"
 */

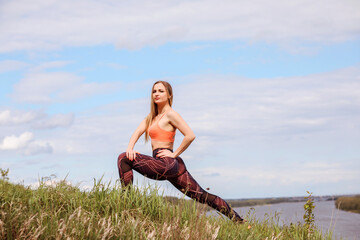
xmin=0 ymin=170 xmax=333 ymax=239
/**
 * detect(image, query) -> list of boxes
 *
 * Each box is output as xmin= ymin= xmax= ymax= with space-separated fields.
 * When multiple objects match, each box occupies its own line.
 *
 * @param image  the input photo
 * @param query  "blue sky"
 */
xmin=1 ymin=0 xmax=359 ymax=198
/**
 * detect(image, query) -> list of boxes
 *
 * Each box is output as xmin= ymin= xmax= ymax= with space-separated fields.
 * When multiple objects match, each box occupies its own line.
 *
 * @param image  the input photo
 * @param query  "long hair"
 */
xmin=144 ymin=81 xmax=173 ymax=142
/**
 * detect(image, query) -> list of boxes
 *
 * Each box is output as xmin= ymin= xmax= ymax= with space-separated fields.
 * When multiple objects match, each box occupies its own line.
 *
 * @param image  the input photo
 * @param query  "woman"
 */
xmin=117 ymin=81 xmax=245 ymax=223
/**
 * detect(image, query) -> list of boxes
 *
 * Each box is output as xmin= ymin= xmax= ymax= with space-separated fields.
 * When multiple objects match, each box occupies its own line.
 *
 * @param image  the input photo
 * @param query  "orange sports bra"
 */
xmin=148 ymin=110 xmax=176 ymax=143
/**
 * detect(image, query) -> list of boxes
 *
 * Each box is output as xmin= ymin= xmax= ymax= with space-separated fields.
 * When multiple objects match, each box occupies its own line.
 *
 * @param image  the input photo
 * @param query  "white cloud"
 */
xmin=0 ymin=0 xmax=359 ymax=52
xmin=0 ymin=109 xmax=74 ymax=130
xmin=195 ymin=162 xmax=358 ymax=185
xmin=174 ymin=66 xmax=360 ymax=142
xmin=11 ymin=72 xmax=83 ymax=103
xmin=31 ymin=61 xmax=73 ymax=72
xmin=23 ymin=141 xmax=53 ymax=155
xmin=55 ymin=82 xmax=119 ymax=102
xmin=0 ymin=60 xmax=28 ymax=73
xmin=0 ymin=109 xmax=43 ymax=125
xmin=32 ymin=113 xmax=74 ymax=129
xmin=0 ymin=131 xmax=53 ymax=155
xmin=0 ymin=131 xmax=34 ymax=150
xmin=11 ymin=68 xmax=121 ymax=103
xmin=48 ymin=109 xmax=147 ymax=155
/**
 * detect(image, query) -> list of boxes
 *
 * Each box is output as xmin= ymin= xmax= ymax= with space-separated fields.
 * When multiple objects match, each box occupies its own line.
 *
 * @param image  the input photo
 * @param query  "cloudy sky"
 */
xmin=1 ymin=0 xmax=359 ymax=199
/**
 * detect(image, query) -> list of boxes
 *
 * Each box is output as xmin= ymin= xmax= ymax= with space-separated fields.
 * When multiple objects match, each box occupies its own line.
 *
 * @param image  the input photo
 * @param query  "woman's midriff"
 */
xmin=151 ymin=140 xmax=174 ymax=151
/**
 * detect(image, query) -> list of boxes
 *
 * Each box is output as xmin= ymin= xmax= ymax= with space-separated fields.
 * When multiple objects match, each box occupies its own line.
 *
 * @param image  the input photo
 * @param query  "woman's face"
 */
xmin=152 ymin=83 xmax=169 ymax=105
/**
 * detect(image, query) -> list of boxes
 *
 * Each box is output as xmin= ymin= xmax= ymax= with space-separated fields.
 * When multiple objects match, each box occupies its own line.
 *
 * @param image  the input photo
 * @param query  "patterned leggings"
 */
xmin=117 ymin=148 xmax=243 ymax=222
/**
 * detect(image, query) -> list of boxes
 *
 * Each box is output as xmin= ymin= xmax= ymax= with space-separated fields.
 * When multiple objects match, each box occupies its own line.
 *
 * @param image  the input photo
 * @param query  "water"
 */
xmin=208 ymin=201 xmax=360 ymax=239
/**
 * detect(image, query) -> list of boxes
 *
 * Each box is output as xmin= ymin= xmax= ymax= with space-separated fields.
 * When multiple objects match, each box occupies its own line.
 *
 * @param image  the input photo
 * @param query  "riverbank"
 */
xmin=189 ymin=195 xmax=338 ymax=212
xmin=225 ymin=195 xmax=348 ymax=208
xmin=335 ymin=195 xmax=360 ymax=214
xmin=0 ymin=172 xmax=332 ymax=239
xmin=213 ymin=200 xmax=360 ymax=240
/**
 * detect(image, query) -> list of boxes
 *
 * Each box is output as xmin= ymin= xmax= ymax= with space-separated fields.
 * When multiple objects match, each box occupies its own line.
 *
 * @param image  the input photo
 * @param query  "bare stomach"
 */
xmin=151 ymin=141 xmax=174 ymax=151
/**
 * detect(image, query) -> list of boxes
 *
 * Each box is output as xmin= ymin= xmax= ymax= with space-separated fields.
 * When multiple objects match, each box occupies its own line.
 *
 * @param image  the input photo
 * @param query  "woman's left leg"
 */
xmin=117 ymin=151 xmax=179 ymax=187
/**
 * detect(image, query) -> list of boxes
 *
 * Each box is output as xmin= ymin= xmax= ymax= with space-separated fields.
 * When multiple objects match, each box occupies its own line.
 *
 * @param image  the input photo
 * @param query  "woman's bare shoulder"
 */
xmin=167 ymin=108 xmax=181 ymax=120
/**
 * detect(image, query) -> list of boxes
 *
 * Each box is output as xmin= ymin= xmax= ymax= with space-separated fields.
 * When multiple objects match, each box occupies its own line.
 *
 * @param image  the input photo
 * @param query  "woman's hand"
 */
xmin=156 ymin=149 xmax=175 ymax=159
xmin=126 ymin=148 xmax=137 ymax=161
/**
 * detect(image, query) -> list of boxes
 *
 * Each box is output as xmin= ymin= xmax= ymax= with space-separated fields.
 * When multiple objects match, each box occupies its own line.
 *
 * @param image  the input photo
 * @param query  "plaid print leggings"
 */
xmin=117 ymin=148 xmax=243 ymax=222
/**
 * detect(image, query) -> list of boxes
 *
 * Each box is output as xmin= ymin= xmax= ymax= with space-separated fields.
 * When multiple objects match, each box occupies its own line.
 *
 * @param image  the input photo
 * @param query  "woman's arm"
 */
xmin=126 ymin=118 xmax=146 ymax=160
xmin=168 ymin=110 xmax=196 ymax=158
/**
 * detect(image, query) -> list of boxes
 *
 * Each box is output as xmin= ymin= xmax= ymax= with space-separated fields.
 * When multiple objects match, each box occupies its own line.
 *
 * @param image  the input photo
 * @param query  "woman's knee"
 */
xmin=117 ymin=152 xmax=127 ymax=167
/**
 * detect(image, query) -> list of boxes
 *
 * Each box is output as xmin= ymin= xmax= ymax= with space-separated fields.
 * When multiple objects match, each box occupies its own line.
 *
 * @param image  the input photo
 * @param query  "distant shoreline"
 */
xmin=164 ymin=194 xmax=359 ymax=211
xmin=335 ymin=195 xmax=360 ymax=214
xmin=224 ymin=194 xmax=358 ymax=208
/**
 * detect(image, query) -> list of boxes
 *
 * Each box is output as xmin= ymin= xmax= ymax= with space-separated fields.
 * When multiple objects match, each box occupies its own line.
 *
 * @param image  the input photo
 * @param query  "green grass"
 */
xmin=0 ymin=171 xmax=333 ymax=239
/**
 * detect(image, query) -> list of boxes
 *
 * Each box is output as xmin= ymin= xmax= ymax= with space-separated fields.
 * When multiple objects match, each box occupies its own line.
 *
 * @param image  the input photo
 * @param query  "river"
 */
xmin=208 ymin=200 xmax=360 ymax=240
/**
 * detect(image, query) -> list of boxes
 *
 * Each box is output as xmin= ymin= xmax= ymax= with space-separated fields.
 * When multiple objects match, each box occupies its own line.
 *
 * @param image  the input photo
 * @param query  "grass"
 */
xmin=0 ymin=169 xmax=333 ymax=239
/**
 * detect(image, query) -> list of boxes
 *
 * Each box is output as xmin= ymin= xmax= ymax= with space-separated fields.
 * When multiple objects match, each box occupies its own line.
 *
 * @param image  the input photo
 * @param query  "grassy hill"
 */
xmin=0 ymin=169 xmax=332 ymax=239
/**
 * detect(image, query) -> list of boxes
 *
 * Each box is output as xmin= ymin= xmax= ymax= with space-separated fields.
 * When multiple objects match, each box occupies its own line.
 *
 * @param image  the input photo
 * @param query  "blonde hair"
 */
xmin=144 ymin=81 xmax=173 ymax=142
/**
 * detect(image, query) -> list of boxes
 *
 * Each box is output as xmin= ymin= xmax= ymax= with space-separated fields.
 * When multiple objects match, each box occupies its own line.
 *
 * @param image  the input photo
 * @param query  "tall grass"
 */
xmin=0 ymin=169 xmax=333 ymax=239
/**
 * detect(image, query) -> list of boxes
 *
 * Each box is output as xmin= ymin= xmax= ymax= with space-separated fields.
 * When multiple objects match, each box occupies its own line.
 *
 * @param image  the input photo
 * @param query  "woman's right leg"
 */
xmin=168 ymin=170 xmax=244 ymax=222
